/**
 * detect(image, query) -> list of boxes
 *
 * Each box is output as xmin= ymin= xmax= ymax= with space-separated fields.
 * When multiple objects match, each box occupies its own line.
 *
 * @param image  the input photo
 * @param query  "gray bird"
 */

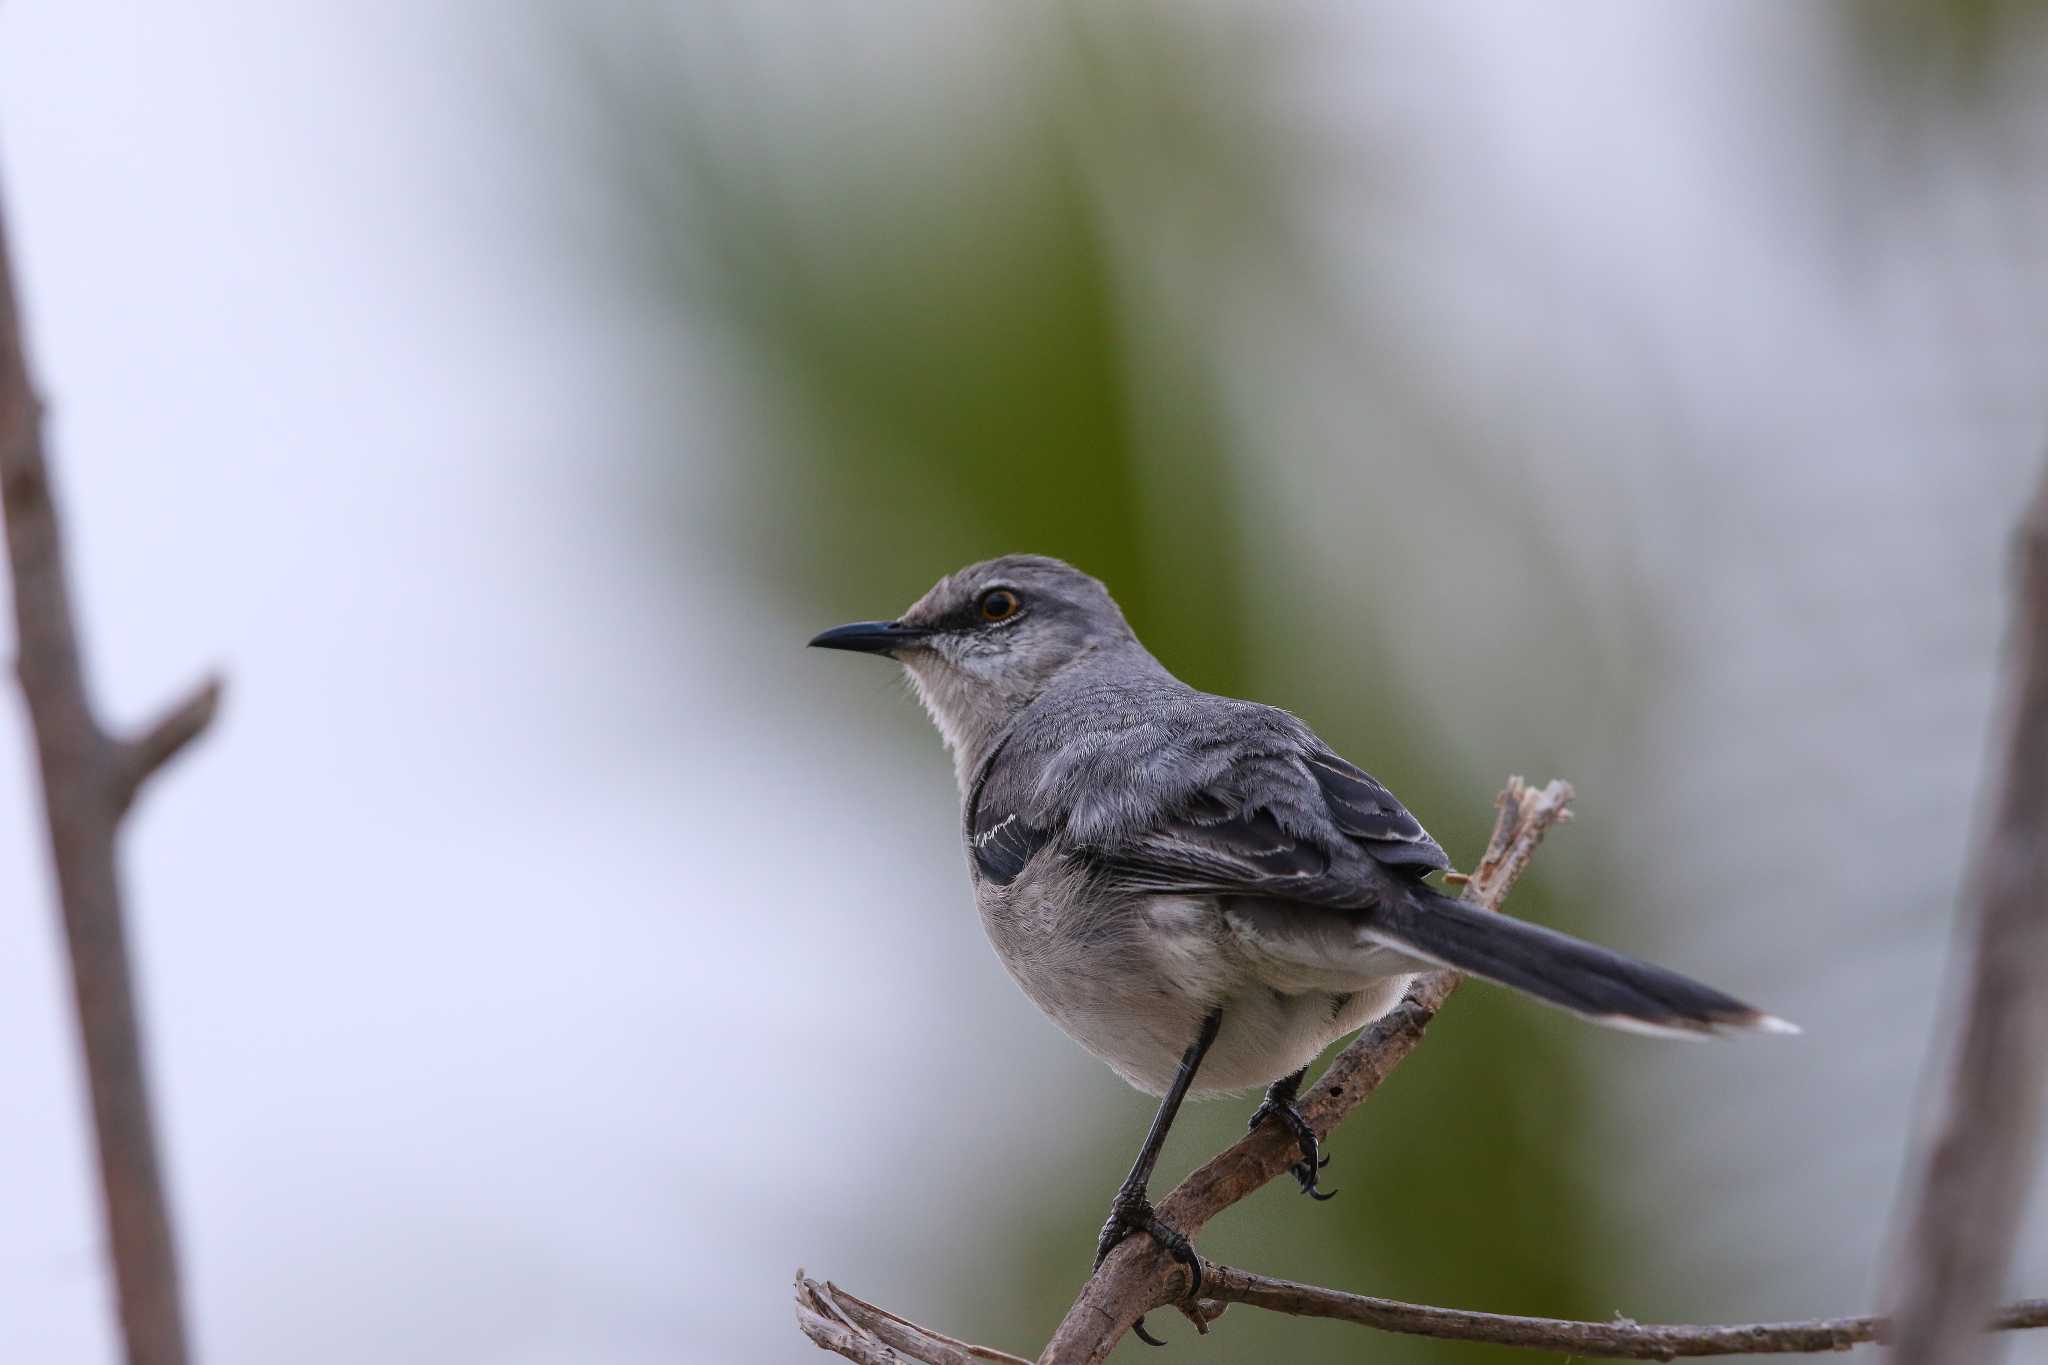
xmin=811 ymin=554 xmax=1791 ymax=1328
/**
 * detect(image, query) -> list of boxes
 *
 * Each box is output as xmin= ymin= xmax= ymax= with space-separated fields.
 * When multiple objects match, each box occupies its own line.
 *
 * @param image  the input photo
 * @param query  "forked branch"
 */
xmin=800 ymin=1272 xmax=2048 ymax=1363
xmin=1 ymin=177 xmax=211 ymax=1365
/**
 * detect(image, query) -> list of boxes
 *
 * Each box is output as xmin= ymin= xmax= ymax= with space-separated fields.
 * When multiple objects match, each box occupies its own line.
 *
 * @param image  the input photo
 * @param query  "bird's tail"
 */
xmin=1362 ymin=886 xmax=1797 ymax=1038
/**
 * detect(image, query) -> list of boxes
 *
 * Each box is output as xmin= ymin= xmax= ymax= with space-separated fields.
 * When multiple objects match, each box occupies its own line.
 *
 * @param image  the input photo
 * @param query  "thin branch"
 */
xmin=1198 ymin=1265 xmax=2048 ymax=1359
xmin=0 ymin=177 xmax=203 ymax=1365
xmin=1882 ymin=465 xmax=2048 ymax=1365
xmin=795 ymin=1271 xmax=2048 ymax=1364
xmin=795 ymin=1274 xmax=1034 ymax=1365
xmin=1036 ymin=776 xmax=1573 ymax=1364
xmin=114 ymin=674 xmax=224 ymax=815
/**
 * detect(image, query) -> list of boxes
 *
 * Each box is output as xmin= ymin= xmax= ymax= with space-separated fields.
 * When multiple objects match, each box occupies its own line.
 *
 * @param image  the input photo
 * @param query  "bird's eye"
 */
xmin=978 ymin=588 xmax=1021 ymax=622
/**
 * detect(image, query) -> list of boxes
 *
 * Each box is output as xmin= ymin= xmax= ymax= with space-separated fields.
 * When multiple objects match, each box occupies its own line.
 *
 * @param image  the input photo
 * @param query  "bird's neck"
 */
xmin=903 ymin=664 xmax=1013 ymax=797
xmin=921 ymin=640 xmax=1168 ymax=798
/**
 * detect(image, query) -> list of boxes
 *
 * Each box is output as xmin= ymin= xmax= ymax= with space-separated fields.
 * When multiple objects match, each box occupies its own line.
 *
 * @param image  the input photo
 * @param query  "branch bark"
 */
xmin=796 ymin=1274 xmax=1035 ymax=1365
xmin=798 ymin=1272 xmax=2048 ymax=1363
xmin=1 ymin=176 xmax=210 ymax=1365
xmin=1199 ymin=1266 xmax=2048 ymax=1359
xmin=1882 ymin=467 xmax=2048 ymax=1365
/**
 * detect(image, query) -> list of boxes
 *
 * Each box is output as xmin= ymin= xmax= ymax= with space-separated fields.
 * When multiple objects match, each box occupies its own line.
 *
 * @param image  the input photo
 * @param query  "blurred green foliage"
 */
xmin=1843 ymin=0 xmax=2048 ymax=97
xmin=578 ymin=3 xmax=1622 ymax=1359
xmin=579 ymin=5 xmax=1296 ymax=686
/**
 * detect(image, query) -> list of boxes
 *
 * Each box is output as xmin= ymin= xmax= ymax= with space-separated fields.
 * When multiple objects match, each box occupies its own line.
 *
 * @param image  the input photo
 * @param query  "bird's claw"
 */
xmin=1096 ymin=1187 xmax=1205 ymax=1333
xmin=1248 ymin=1096 xmax=1338 ymax=1200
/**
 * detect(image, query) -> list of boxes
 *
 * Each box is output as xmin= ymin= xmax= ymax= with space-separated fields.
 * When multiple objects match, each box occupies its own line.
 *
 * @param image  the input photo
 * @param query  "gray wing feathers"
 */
xmin=966 ymin=678 xmax=1441 ymax=899
xmin=965 ymin=674 xmax=1789 ymax=1038
xmin=1303 ymin=750 xmax=1449 ymax=873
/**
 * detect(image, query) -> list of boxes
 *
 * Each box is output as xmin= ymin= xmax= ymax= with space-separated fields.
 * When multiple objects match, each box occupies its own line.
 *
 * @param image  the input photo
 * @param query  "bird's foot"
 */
xmin=1095 ymin=1186 xmax=1203 ymax=1345
xmin=1095 ymin=1188 xmax=1202 ymax=1287
xmin=1247 ymin=1095 xmax=1336 ymax=1200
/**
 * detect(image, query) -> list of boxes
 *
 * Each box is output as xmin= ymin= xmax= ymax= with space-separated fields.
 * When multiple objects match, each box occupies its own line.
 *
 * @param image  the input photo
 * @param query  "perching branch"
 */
xmin=1882 ymin=465 xmax=2048 ymax=1365
xmin=798 ymin=1271 xmax=2048 ymax=1363
xmin=1196 ymin=1266 xmax=2048 ymax=1359
xmin=1 ymin=177 xmax=212 ymax=1365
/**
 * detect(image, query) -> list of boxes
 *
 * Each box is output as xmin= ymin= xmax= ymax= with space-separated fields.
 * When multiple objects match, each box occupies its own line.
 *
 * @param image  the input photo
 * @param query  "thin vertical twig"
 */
xmin=0 ymin=174 xmax=214 ymax=1365
xmin=1883 ymin=467 xmax=2048 ymax=1364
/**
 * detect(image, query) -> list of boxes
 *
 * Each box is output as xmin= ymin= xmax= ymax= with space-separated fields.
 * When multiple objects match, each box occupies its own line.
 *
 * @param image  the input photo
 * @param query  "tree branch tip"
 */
xmin=114 ymin=672 xmax=225 ymax=810
xmin=795 ymin=1274 xmax=1036 ymax=1365
xmin=180 ymin=671 xmax=226 ymax=716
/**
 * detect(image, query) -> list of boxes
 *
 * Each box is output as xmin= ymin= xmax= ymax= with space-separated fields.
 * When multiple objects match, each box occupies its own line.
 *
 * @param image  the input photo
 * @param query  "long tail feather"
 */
xmin=1363 ymin=888 xmax=1797 ymax=1038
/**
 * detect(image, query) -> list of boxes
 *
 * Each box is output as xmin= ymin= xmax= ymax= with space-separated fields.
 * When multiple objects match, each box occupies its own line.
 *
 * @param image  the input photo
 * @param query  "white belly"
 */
xmin=976 ymin=879 xmax=1417 ymax=1096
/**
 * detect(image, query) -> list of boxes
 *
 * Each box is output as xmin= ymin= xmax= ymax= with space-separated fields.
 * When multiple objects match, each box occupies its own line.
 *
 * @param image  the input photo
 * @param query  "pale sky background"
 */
xmin=3 ymin=3 xmax=2046 ymax=1363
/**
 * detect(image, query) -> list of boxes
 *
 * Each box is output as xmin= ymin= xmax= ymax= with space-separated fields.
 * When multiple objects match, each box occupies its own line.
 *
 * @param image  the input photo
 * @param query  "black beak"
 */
xmin=807 ymin=619 xmax=931 ymax=656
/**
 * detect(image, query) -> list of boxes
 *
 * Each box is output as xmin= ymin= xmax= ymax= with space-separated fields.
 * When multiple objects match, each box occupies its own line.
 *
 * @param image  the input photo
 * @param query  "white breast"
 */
xmin=975 ymin=874 xmax=1417 ymax=1096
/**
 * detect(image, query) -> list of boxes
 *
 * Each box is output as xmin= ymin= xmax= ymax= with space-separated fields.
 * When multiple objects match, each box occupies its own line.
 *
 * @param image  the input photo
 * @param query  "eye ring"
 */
xmin=978 ymin=588 xmax=1022 ymax=623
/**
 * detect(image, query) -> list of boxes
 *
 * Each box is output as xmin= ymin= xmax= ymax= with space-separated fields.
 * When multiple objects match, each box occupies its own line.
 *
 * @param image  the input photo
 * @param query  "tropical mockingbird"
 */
xmin=811 ymin=554 xmax=1791 ymax=1331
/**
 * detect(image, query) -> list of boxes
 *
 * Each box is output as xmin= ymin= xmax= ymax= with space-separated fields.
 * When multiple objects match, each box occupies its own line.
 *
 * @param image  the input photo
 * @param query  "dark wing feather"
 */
xmin=965 ymin=728 xmax=1054 ymax=887
xmin=1111 ymin=793 xmax=1333 ymax=892
xmin=965 ymin=691 xmax=1445 ymax=901
xmin=1103 ymin=750 xmax=1445 ymax=903
xmin=1303 ymin=750 xmax=1449 ymax=874
xmin=969 ymin=808 xmax=1053 ymax=886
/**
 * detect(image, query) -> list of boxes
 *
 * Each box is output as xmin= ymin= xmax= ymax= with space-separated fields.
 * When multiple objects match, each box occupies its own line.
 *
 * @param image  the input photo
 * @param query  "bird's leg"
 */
xmin=1247 ymin=1067 xmax=1336 ymax=1200
xmin=1095 ymin=1011 xmax=1220 ymax=1345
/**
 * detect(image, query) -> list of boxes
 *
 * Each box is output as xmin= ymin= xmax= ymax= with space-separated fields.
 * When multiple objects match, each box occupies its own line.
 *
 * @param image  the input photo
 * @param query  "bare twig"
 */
xmin=796 ymin=1271 xmax=2048 ymax=1363
xmin=1199 ymin=1266 xmax=2048 ymax=1359
xmin=1 ymin=179 xmax=209 ymax=1365
xmin=795 ymin=1274 xmax=1034 ymax=1365
xmin=1882 ymin=467 xmax=2048 ymax=1365
xmin=114 ymin=675 xmax=223 ymax=816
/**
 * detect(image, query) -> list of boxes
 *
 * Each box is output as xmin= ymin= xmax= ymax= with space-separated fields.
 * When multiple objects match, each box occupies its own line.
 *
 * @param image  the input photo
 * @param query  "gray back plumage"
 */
xmin=963 ymin=646 xmax=1449 ymax=905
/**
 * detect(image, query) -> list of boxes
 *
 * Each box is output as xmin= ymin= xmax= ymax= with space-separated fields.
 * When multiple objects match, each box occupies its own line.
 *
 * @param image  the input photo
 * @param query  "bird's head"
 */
xmin=809 ymin=554 xmax=1138 ymax=777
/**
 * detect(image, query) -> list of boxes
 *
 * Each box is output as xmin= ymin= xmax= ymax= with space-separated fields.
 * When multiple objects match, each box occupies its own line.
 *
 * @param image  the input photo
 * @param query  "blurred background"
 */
xmin=3 ymin=2 xmax=2047 ymax=1362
